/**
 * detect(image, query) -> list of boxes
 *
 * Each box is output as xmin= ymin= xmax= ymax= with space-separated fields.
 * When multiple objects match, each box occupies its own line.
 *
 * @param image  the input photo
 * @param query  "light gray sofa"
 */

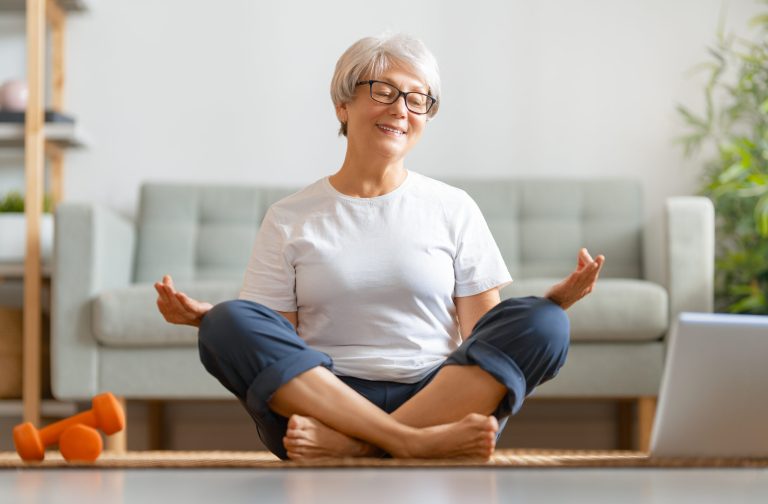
xmin=51 ymin=179 xmax=714 ymax=449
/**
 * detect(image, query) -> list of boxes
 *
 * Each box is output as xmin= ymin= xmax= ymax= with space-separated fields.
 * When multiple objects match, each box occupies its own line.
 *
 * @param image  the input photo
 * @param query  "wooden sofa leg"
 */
xmin=616 ymin=400 xmax=634 ymax=450
xmin=147 ymin=400 xmax=166 ymax=450
xmin=636 ymin=396 xmax=657 ymax=452
xmin=106 ymin=396 xmax=128 ymax=454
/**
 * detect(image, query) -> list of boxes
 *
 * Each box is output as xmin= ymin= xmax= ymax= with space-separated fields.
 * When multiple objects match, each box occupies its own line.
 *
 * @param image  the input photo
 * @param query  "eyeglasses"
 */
xmin=355 ymin=80 xmax=437 ymax=115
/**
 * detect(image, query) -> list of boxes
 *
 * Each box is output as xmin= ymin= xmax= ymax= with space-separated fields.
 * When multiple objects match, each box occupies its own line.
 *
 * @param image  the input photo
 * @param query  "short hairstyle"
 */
xmin=330 ymin=32 xmax=441 ymax=137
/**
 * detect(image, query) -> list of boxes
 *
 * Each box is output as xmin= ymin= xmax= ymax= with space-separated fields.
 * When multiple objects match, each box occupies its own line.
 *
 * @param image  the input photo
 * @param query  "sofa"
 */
xmin=51 ymin=178 xmax=714 ymax=449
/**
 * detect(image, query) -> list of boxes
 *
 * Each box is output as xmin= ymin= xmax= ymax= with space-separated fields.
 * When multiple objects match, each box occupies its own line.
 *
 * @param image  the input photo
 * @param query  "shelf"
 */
xmin=4 ymin=0 xmax=88 ymax=428
xmin=0 ymin=0 xmax=89 ymax=12
xmin=0 ymin=399 xmax=78 ymax=418
xmin=0 ymin=261 xmax=52 ymax=278
xmin=0 ymin=122 xmax=89 ymax=148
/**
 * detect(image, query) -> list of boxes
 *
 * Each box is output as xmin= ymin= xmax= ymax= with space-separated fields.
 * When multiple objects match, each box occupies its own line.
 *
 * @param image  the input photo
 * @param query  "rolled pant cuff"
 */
xmin=245 ymin=348 xmax=333 ymax=418
xmin=446 ymin=338 xmax=527 ymax=417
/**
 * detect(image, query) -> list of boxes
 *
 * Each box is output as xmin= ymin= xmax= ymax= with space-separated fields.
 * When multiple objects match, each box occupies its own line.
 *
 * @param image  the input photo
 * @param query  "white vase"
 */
xmin=0 ymin=213 xmax=53 ymax=262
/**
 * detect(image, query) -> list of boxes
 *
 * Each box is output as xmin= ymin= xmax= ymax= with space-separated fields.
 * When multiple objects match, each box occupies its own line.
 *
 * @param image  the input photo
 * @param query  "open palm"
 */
xmin=154 ymin=275 xmax=213 ymax=327
xmin=545 ymin=248 xmax=605 ymax=310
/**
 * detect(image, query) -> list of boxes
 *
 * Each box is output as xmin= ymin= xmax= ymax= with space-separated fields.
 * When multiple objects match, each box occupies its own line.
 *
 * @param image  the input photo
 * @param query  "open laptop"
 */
xmin=650 ymin=311 xmax=768 ymax=458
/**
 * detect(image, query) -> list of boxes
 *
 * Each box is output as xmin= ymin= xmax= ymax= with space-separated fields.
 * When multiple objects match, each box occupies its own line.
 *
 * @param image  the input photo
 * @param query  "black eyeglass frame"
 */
xmin=355 ymin=80 xmax=437 ymax=115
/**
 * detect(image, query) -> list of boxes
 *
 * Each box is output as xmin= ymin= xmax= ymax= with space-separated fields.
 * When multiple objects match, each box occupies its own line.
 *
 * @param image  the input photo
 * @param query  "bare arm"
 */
xmin=155 ymin=275 xmax=299 ymax=332
xmin=277 ymin=311 xmax=298 ymax=331
xmin=454 ymin=287 xmax=501 ymax=339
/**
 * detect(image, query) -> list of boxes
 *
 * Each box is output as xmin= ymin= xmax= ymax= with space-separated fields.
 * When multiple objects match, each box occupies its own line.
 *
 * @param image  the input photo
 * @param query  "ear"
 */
xmin=335 ymin=102 xmax=348 ymax=124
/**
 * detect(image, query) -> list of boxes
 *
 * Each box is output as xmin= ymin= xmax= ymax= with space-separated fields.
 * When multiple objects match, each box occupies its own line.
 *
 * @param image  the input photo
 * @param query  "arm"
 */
xmin=454 ymin=287 xmax=501 ymax=339
xmin=277 ymin=311 xmax=298 ymax=331
xmin=155 ymin=275 xmax=299 ymax=331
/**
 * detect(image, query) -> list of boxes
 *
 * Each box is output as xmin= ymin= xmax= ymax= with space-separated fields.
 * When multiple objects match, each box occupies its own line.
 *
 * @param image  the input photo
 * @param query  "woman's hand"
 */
xmin=545 ymin=248 xmax=605 ymax=310
xmin=154 ymin=275 xmax=213 ymax=327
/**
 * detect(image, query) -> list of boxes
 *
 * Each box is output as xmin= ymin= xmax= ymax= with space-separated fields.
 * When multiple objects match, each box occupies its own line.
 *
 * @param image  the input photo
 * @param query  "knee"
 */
xmin=525 ymin=298 xmax=570 ymax=358
xmin=198 ymin=299 xmax=255 ymax=350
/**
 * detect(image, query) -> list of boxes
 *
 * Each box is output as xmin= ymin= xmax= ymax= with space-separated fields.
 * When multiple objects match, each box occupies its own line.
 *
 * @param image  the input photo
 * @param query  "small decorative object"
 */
xmin=0 ymin=79 xmax=29 ymax=112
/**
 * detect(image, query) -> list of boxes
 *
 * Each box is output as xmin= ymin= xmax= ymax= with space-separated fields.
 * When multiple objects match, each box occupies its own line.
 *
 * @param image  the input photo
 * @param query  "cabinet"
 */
xmin=0 ymin=0 xmax=88 ymax=425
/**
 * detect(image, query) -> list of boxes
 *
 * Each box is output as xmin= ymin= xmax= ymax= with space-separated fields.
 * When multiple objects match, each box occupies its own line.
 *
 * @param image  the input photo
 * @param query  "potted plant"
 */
xmin=0 ymin=191 xmax=54 ymax=263
xmin=678 ymin=4 xmax=768 ymax=314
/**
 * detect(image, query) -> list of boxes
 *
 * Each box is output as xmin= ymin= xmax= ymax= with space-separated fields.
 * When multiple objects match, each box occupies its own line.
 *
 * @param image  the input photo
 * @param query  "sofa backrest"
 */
xmin=134 ymin=178 xmax=643 ymax=283
xmin=133 ymin=184 xmax=295 ymax=283
xmin=445 ymin=178 xmax=643 ymax=279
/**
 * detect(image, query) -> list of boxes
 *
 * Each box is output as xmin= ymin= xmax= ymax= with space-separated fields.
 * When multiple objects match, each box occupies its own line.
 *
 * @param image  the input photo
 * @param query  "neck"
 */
xmin=330 ymin=144 xmax=407 ymax=198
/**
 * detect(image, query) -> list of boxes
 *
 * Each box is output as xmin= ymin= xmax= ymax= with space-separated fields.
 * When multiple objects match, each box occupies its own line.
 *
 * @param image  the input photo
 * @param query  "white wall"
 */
xmin=0 ymin=0 xmax=763 ymax=284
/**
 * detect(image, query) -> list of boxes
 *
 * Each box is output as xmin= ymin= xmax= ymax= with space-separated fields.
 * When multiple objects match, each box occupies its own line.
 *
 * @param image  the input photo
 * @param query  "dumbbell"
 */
xmin=13 ymin=392 xmax=125 ymax=461
xmin=59 ymin=424 xmax=104 ymax=462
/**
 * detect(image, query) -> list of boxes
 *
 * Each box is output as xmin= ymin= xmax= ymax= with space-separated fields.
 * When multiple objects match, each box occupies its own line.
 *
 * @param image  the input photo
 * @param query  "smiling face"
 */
xmin=336 ymin=64 xmax=429 ymax=163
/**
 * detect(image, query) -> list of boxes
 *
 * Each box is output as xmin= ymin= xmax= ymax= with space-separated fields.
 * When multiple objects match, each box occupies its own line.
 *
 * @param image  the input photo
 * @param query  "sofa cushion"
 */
xmin=502 ymin=278 xmax=668 ymax=342
xmin=92 ymin=282 xmax=239 ymax=347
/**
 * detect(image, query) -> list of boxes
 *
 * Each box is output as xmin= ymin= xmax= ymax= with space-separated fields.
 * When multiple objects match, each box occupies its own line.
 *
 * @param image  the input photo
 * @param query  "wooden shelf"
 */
xmin=0 ymin=261 xmax=52 ymax=278
xmin=0 ymin=122 xmax=88 ymax=148
xmin=2 ymin=0 xmax=88 ymax=426
xmin=0 ymin=0 xmax=88 ymax=12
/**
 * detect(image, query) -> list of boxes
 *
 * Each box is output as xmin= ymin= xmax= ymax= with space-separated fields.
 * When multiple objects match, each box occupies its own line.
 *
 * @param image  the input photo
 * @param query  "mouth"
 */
xmin=376 ymin=124 xmax=407 ymax=137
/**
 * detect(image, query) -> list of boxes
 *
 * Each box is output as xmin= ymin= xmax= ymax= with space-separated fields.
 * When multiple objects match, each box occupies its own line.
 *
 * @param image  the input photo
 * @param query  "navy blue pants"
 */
xmin=198 ymin=296 xmax=569 ymax=459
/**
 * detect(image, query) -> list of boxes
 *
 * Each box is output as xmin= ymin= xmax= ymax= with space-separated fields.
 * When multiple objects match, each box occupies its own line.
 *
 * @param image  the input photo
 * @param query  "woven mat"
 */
xmin=2 ymin=449 xmax=767 ymax=469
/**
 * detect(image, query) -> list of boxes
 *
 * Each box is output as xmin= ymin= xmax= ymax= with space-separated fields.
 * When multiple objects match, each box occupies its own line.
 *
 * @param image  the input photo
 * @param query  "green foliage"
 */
xmin=678 ymin=2 xmax=768 ymax=314
xmin=0 ymin=191 xmax=53 ymax=213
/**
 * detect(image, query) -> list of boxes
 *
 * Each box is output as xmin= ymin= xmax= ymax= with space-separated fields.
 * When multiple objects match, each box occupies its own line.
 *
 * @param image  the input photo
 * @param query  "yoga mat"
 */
xmin=2 ymin=449 xmax=767 ymax=469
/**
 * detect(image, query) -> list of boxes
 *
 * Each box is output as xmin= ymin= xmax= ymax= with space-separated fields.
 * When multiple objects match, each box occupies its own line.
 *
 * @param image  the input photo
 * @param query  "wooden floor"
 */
xmin=1 ymin=467 xmax=767 ymax=504
xmin=2 ymin=449 xmax=768 ymax=469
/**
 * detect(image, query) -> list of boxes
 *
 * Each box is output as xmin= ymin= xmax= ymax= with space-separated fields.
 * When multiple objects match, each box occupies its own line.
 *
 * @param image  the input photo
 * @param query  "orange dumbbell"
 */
xmin=59 ymin=424 xmax=104 ymax=462
xmin=13 ymin=392 xmax=125 ymax=461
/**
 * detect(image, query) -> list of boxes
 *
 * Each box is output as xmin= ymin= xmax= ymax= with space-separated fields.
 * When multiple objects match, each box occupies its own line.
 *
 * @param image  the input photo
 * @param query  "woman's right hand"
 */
xmin=154 ymin=275 xmax=213 ymax=327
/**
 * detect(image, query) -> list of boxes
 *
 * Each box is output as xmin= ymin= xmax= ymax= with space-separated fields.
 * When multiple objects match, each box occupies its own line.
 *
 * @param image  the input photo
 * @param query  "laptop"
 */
xmin=649 ymin=311 xmax=768 ymax=458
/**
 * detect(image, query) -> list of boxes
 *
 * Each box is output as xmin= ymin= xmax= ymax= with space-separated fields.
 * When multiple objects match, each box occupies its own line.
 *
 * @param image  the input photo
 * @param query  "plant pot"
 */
xmin=0 ymin=213 xmax=53 ymax=262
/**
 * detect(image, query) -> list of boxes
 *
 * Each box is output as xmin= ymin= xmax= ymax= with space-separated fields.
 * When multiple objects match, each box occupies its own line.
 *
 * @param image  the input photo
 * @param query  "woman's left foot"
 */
xmin=283 ymin=414 xmax=380 ymax=460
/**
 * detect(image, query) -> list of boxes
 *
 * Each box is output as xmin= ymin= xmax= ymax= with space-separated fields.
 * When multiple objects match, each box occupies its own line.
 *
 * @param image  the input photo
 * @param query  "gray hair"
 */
xmin=330 ymin=32 xmax=441 ymax=137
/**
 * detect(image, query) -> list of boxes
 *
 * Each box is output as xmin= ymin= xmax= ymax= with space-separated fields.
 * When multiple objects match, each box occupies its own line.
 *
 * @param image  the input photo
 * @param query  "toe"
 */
xmin=287 ymin=414 xmax=302 ymax=430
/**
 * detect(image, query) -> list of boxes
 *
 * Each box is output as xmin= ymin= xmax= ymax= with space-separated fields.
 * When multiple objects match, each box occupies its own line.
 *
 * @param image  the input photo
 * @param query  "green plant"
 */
xmin=678 ymin=2 xmax=768 ymax=314
xmin=0 ymin=191 xmax=53 ymax=214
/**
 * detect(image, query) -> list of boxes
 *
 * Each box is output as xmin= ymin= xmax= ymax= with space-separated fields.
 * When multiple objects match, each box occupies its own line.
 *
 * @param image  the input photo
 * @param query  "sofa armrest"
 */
xmin=51 ymin=203 xmax=136 ymax=399
xmin=666 ymin=196 xmax=715 ymax=318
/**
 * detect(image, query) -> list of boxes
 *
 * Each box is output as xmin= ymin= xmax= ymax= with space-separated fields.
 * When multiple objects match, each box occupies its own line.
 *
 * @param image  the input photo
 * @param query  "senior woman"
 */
xmin=154 ymin=33 xmax=604 ymax=460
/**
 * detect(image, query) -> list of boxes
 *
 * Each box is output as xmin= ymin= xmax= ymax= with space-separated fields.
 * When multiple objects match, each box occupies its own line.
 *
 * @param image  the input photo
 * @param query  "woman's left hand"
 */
xmin=544 ymin=248 xmax=605 ymax=310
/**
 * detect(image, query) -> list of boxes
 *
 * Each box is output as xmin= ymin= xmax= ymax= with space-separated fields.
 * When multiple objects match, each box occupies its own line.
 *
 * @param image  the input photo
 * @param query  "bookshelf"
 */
xmin=0 ymin=0 xmax=88 ymax=426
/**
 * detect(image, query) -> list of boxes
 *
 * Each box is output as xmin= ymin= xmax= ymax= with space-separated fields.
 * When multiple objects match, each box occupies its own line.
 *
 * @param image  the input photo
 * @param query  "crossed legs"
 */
xmin=198 ymin=297 xmax=568 ymax=460
xmin=276 ymin=364 xmax=506 ymax=459
xmin=272 ymin=365 xmax=502 ymax=459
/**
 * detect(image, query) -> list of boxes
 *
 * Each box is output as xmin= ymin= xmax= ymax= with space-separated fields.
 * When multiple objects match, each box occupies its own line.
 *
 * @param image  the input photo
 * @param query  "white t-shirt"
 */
xmin=239 ymin=171 xmax=512 ymax=383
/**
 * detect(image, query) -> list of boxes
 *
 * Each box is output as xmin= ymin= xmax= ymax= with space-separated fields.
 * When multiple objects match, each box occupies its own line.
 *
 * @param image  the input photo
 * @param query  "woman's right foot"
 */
xmin=395 ymin=413 xmax=499 ymax=459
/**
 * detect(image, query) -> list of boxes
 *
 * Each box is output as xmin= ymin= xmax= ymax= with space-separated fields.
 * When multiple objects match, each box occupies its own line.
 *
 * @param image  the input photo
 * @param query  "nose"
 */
xmin=388 ymin=94 xmax=408 ymax=117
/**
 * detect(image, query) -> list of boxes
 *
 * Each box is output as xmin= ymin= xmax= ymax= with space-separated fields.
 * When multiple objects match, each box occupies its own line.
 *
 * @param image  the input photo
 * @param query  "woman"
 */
xmin=154 ymin=33 xmax=604 ymax=460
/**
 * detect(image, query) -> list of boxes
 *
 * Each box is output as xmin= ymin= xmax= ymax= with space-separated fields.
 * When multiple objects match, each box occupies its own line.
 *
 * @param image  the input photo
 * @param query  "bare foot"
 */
xmin=396 ymin=413 xmax=498 ymax=460
xmin=283 ymin=415 xmax=379 ymax=460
